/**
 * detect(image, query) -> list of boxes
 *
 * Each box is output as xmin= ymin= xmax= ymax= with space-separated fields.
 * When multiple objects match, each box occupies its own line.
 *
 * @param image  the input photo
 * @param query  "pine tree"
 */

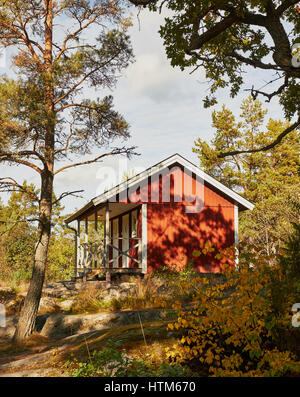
xmin=0 ymin=1 xmax=135 ymax=340
xmin=193 ymin=97 xmax=300 ymax=255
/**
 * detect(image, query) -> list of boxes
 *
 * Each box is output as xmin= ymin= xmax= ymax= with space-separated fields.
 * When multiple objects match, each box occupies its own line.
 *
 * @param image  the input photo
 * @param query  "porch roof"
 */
xmin=65 ymin=153 xmax=254 ymax=224
xmin=65 ymin=202 xmax=140 ymax=224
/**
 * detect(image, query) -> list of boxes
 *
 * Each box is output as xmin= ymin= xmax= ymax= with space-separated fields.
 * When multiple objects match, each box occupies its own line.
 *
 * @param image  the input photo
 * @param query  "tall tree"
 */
xmin=0 ymin=0 xmax=135 ymax=341
xmin=128 ymin=0 xmax=300 ymax=155
xmin=193 ymin=96 xmax=300 ymax=255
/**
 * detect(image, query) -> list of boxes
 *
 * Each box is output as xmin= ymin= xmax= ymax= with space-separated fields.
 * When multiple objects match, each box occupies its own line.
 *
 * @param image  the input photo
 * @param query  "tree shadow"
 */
xmin=147 ymin=202 xmax=234 ymax=273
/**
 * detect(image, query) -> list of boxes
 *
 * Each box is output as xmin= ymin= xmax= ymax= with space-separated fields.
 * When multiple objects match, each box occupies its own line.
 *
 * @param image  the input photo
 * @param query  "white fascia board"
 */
xmin=92 ymin=154 xmax=254 ymax=211
xmin=92 ymin=155 xmax=177 ymax=206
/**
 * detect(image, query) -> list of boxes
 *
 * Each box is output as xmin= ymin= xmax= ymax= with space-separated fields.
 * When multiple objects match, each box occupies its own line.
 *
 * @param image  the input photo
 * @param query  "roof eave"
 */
xmin=92 ymin=153 xmax=254 ymax=211
xmin=65 ymin=201 xmax=94 ymax=224
xmin=65 ymin=153 xmax=255 ymax=222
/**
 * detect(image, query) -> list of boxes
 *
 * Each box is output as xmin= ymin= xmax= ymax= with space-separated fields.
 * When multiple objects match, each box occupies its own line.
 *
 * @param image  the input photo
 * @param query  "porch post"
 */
xmin=77 ymin=220 xmax=81 ymax=275
xmin=83 ymin=216 xmax=88 ymax=276
xmin=105 ymin=201 xmax=111 ymax=282
xmin=74 ymin=229 xmax=78 ymax=278
xmin=141 ymin=204 xmax=147 ymax=274
xmin=94 ymin=210 xmax=98 ymax=268
xmin=94 ymin=210 xmax=98 ymax=232
xmin=85 ymin=217 xmax=88 ymax=243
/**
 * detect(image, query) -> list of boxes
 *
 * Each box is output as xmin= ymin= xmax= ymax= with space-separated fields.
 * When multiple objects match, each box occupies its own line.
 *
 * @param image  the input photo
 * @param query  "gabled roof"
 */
xmin=65 ymin=153 xmax=254 ymax=223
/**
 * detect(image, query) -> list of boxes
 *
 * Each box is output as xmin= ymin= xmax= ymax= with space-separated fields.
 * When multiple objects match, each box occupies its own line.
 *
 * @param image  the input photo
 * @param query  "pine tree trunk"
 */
xmin=13 ymin=172 xmax=53 ymax=342
xmin=13 ymin=1 xmax=54 ymax=342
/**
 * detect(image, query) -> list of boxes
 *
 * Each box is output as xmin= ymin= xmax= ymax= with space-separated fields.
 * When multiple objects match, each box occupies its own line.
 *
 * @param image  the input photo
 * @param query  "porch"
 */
xmin=70 ymin=202 xmax=148 ymax=279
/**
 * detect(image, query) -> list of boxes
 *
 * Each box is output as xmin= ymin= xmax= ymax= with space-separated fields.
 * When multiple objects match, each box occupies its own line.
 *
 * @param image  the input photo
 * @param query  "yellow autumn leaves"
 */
xmin=165 ymin=249 xmax=300 ymax=376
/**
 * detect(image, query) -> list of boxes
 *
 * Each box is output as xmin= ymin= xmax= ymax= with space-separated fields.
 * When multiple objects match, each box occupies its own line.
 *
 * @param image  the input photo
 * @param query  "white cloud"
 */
xmin=0 ymin=8 xmax=285 ymax=215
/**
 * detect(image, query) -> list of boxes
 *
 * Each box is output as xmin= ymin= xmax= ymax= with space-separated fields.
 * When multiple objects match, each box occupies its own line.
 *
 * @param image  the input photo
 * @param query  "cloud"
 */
xmin=121 ymin=52 xmax=204 ymax=103
xmin=0 ymin=8 xmax=285 ymax=216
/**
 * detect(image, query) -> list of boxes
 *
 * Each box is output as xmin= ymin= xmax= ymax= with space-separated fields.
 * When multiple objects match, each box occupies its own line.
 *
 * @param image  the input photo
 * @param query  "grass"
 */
xmin=0 ymin=277 xmax=29 ymax=293
xmin=0 ymin=288 xmax=25 ymax=316
xmin=68 ymin=273 xmax=204 ymax=315
xmin=1 ymin=267 xmax=211 ymax=316
xmin=0 ymin=269 xmax=209 ymax=377
xmin=0 ymin=271 xmax=205 ymax=377
xmin=69 ymin=277 xmax=162 ymax=314
xmin=0 ymin=333 xmax=51 ymax=357
xmin=69 ymin=286 xmax=108 ymax=314
xmin=59 ymin=321 xmax=190 ymax=377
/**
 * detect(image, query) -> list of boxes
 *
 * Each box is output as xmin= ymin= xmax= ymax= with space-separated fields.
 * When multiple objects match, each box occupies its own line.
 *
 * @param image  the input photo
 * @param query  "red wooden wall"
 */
xmin=113 ymin=164 xmax=235 ymax=273
xmin=146 ymin=191 xmax=234 ymax=273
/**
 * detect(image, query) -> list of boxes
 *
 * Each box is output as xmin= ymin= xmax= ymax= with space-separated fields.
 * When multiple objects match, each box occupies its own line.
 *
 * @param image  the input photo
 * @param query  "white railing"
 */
xmin=77 ymin=237 xmax=142 ymax=271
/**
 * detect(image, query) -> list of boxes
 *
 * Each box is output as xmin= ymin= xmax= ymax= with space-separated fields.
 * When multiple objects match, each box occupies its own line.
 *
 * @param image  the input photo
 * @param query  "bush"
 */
xmin=66 ymin=340 xmax=192 ymax=377
xmin=69 ymin=286 xmax=105 ymax=314
xmin=166 ymin=246 xmax=300 ymax=376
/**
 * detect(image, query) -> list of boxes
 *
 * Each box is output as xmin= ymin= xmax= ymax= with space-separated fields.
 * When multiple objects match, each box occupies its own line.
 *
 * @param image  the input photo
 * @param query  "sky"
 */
xmin=0 ymin=7 xmax=284 ymax=216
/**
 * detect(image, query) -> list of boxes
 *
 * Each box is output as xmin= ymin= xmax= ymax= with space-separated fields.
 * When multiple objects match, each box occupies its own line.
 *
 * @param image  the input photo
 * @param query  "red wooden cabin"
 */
xmin=65 ymin=154 xmax=254 ymax=277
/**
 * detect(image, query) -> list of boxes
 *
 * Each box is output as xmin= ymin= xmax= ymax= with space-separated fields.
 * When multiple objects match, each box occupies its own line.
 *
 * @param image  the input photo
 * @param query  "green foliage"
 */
xmin=278 ymin=202 xmax=300 ymax=282
xmin=0 ymin=184 xmax=75 ymax=284
xmin=0 ymin=1 xmax=134 ymax=164
xmin=155 ymin=262 xmax=197 ymax=281
xmin=0 ymin=183 xmax=38 ymax=284
xmin=138 ymin=0 xmax=300 ymax=120
xmin=46 ymin=232 xmax=74 ymax=282
xmin=166 ymin=243 xmax=300 ymax=376
xmin=193 ymin=96 xmax=300 ymax=255
xmin=67 ymin=339 xmax=191 ymax=377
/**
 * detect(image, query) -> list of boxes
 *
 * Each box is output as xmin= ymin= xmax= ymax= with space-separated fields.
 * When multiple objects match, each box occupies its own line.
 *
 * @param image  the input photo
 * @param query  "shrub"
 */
xmin=66 ymin=340 xmax=192 ymax=377
xmin=70 ymin=287 xmax=105 ymax=314
xmin=166 ymin=246 xmax=300 ymax=377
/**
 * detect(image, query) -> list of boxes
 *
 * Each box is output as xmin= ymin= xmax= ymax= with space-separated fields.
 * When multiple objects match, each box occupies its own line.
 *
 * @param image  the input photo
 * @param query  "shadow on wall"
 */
xmin=147 ymin=203 xmax=235 ymax=273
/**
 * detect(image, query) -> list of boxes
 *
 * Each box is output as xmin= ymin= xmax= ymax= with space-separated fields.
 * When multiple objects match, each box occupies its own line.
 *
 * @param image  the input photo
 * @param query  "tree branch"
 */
xmin=0 ymin=149 xmax=45 ymax=162
xmin=54 ymin=147 xmax=138 ymax=175
xmin=1 ymin=21 xmax=42 ymax=66
xmin=55 ymin=102 xmax=96 ymax=113
xmin=0 ymin=153 xmax=43 ymax=174
xmin=276 ymin=0 xmax=300 ymax=15
xmin=52 ymin=190 xmax=84 ymax=205
xmin=54 ymin=9 xmax=107 ymax=63
xmin=188 ymin=13 xmax=239 ymax=52
xmin=54 ymin=53 xmax=121 ymax=106
xmin=54 ymin=68 xmax=103 ymax=106
xmin=245 ymin=75 xmax=289 ymax=102
xmin=54 ymin=123 xmax=76 ymax=155
xmin=218 ymin=118 xmax=300 ymax=158
xmin=127 ymin=0 xmax=157 ymax=6
xmin=0 ymin=177 xmax=39 ymax=201
xmin=226 ymin=50 xmax=280 ymax=71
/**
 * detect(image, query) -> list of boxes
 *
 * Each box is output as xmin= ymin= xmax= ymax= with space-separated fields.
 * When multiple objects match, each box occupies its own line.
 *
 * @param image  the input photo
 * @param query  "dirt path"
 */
xmin=0 ymin=320 xmax=172 ymax=377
